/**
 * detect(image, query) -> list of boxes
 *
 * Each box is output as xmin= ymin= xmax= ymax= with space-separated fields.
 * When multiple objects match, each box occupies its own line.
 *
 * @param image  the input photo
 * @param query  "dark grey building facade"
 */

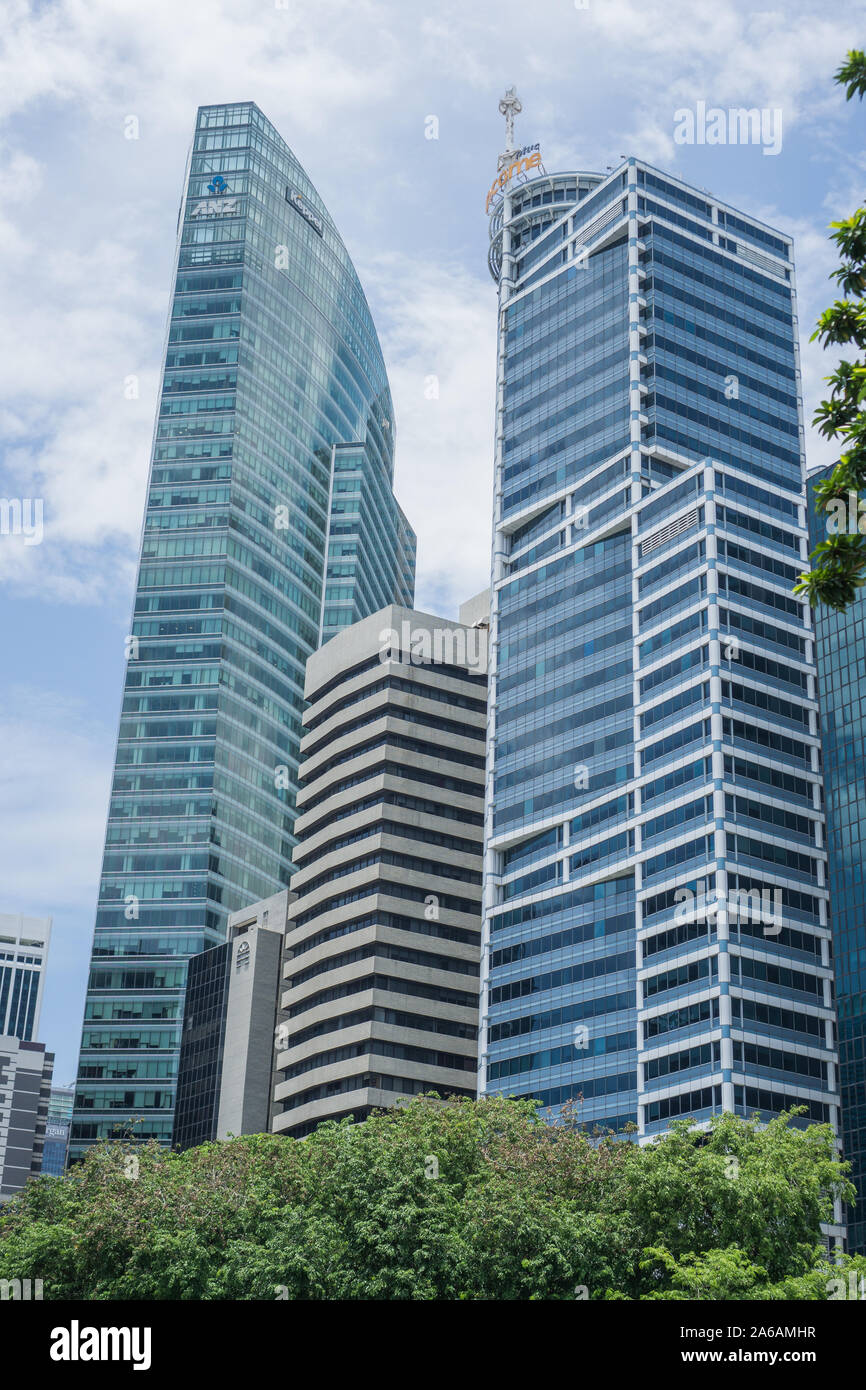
xmin=0 ymin=1039 xmax=53 ymax=1201
xmin=172 ymin=891 xmax=291 ymax=1150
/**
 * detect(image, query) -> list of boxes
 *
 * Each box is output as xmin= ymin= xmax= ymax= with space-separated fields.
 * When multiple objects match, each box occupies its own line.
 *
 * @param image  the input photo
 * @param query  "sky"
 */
xmin=0 ymin=0 xmax=862 ymax=1084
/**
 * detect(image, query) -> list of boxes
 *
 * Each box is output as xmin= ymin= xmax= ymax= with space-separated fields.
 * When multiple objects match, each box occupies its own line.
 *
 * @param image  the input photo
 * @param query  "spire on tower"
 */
xmin=498 ymin=86 xmax=522 ymax=154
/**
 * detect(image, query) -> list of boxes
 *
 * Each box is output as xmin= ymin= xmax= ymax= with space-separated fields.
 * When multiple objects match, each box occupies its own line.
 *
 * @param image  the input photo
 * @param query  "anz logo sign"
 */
xmin=286 ymin=186 xmax=324 ymax=237
xmin=189 ymin=174 xmax=239 ymax=219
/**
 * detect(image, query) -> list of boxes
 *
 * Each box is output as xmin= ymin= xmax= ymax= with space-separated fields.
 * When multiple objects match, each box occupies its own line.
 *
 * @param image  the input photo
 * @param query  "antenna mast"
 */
xmin=498 ymin=86 xmax=522 ymax=164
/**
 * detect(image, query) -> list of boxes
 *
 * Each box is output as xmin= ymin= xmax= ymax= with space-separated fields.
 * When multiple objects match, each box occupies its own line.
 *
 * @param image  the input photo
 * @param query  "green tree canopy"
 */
xmin=1 ymin=1095 xmax=863 ymax=1300
xmin=797 ymin=50 xmax=866 ymax=611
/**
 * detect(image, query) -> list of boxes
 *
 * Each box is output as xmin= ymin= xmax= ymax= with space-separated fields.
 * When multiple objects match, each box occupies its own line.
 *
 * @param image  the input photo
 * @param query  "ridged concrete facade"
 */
xmin=0 ymin=1039 xmax=53 ymax=1201
xmin=272 ymin=601 xmax=488 ymax=1138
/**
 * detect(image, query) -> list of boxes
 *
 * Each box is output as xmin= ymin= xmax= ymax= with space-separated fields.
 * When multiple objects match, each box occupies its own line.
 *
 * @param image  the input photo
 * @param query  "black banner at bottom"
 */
xmin=1 ymin=1296 xmax=856 ymax=1376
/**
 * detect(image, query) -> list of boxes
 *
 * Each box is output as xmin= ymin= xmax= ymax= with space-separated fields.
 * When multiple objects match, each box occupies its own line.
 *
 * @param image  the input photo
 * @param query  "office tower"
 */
xmin=272 ymin=600 xmax=488 ymax=1138
xmin=0 ymin=914 xmax=55 ymax=1195
xmin=0 ymin=1040 xmax=53 ymax=1200
xmin=172 ymin=890 xmax=291 ymax=1150
xmin=0 ymin=914 xmax=51 ymax=1042
xmin=41 ymin=1084 xmax=74 ymax=1176
xmin=71 ymin=102 xmax=416 ymax=1160
xmin=480 ymin=111 xmax=840 ymax=1169
xmin=808 ymin=465 xmax=866 ymax=1252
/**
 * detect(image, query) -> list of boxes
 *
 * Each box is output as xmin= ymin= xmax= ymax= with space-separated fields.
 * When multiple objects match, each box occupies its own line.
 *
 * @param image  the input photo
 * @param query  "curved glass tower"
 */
xmin=71 ymin=102 xmax=415 ymax=1157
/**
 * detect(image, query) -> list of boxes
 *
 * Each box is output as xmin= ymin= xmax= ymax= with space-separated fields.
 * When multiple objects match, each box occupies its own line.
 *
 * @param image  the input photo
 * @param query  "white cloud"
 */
xmin=0 ymin=212 xmax=158 ymax=601
xmin=361 ymin=254 xmax=497 ymax=617
xmin=0 ymin=146 xmax=41 ymax=201
xmin=0 ymin=687 xmax=113 ymax=909
xmin=0 ymin=0 xmax=402 ymax=131
xmin=0 ymin=684 xmax=116 ymax=1077
xmin=0 ymin=0 xmax=861 ymax=604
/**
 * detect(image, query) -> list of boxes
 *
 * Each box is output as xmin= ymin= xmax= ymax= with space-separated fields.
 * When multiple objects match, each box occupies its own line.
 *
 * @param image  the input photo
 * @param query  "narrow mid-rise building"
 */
xmin=0 ymin=913 xmax=54 ymax=1197
xmin=272 ymin=600 xmax=488 ymax=1138
xmin=172 ymin=890 xmax=292 ymax=1150
xmin=0 ymin=1039 xmax=53 ymax=1201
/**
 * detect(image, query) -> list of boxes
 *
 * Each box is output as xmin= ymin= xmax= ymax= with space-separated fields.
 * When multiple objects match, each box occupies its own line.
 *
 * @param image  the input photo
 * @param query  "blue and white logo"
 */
xmin=190 ymin=174 xmax=239 ymax=219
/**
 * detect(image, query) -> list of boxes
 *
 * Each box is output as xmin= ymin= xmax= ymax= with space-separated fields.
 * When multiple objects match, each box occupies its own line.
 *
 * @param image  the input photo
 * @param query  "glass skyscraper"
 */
xmin=41 ymin=1084 xmax=74 ymax=1177
xmin=808 ymin=464 xmax=866 ymax=1252
xmin=480 ymin=151 xmax=841 ymax=1186
xmin=71 ymin=102 xmax=415 ymax=1158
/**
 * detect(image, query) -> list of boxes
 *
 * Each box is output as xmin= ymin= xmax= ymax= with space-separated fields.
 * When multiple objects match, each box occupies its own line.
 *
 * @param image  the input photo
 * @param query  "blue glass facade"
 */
xmin=481 ymin=159 xmax=840 ymax=1185
xmin=71 ymin=103 xmax=415 ymax=1157
xmin=808 ymin=465 xmax=866 ymax=1253
xmin=171 ymin=940 xmax=231 ymax=1153
xmin=41 ymin=1085 xmax=74 ymax=1177
xmin=322 ymin=443 xmax=415 ymax=639
xmin=0 ymin=950 xmax=43 ymax=1042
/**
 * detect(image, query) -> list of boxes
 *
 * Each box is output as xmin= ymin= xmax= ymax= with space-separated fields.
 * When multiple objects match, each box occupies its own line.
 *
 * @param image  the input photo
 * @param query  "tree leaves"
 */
xmin=0 ymin=1096 xmax=863 ymax=1300
xmin=802 ymin=51 xmax=866 ymax=610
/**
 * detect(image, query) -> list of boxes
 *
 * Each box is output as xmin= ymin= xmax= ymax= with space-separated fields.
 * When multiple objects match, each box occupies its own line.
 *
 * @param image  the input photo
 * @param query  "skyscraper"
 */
xmin=172 ymin=890 xmax=291 ymax=1151
xmin=272 ymin=600 xmax=487 ymax=1138
xmin=0 ymin=913 xmax=53 ymax=1197
xmin=71 ymin=102 xmax=415 ymax=1159
xmin=41 ymin=1083 xmax=74 ymax=1177
xmin=0 ymin=913 xmax=51 ymax=1043
xmin=808 ymin=465 xmax=866 ymax=1253
xmin=480 ymin=114 xmax=840 ymax=1182
xmin=0 ymin=1040 xmax=53 ymax=1201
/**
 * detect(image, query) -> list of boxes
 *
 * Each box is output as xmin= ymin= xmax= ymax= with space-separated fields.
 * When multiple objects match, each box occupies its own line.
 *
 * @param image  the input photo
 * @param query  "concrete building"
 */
xmin=0 ymin=914 xmax=54 ymax=1197
xmin=0 ymin=1039 xmax=53 ymax=1201
xmin=272 ymin=600 xmax=488 ymax=1138
xmin=0 ymin=913 xmax=51 ymax=1042
xmin=172 ymin=890 xmax=292 ymax=1150
xmin=480 ymin=98 xmax=839 ymax=1176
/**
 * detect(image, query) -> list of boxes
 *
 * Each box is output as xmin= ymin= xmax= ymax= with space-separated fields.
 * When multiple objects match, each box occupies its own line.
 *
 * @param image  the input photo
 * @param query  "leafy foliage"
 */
xmin=0 ymin=1096 xmax=863 ymax=1300
xmin=797 ymin=50 xmax=866 ymax=610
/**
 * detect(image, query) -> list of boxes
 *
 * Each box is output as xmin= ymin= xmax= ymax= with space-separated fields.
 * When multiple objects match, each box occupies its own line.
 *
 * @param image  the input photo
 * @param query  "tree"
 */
xmin=1 ymin=1095 xmax=864 ymax=1300
xmin=796 ymin=51 xmax=866 ymax=611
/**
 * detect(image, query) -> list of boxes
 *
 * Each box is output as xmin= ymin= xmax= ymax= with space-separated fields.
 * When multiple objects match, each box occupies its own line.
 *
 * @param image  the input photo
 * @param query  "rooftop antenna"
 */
xmin=498 ymin=86 xmax=522 ymax=165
